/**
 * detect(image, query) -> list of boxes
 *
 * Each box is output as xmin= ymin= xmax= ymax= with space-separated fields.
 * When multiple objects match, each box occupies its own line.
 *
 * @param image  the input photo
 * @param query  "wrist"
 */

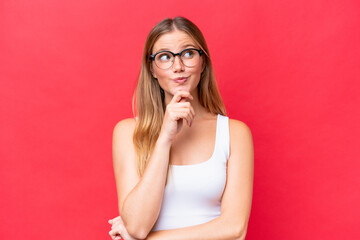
xmin=156 ymin=134 xmax=172 ymax=149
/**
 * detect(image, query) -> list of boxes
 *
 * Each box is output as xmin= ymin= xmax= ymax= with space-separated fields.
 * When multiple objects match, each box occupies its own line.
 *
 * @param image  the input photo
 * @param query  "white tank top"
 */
xmin=152 ymin=114 xmax=230 ymax=231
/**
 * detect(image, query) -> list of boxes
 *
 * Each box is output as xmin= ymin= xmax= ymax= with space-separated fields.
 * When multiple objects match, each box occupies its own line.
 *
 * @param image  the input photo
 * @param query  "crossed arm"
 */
xmin=111 ymin=118 xmax=254 ymax=240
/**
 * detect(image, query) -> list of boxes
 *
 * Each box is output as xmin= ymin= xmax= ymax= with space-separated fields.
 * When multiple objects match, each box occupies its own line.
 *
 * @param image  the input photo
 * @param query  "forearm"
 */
xmin=121 ymin=136 xmax=171 ymax=239
xmin=146 ymin=216 xmax=247 ymax=240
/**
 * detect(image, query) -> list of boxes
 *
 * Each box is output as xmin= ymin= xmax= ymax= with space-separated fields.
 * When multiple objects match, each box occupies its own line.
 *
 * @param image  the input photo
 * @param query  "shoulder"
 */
xmin=228 ymin=118 xmax=254 ymax=154
xmin=112 ymin=118 xmax=137 ymax=166
xmin=228 ymin=118 xmax=252 ymax=137
xmin=113 ymin=118 xmax=136 ymax=137
xmin=112 ymin=118 xmax=137 ymax=152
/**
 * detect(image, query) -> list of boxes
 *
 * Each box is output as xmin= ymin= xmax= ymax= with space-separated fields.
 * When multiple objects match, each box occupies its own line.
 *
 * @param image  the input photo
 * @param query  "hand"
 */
xmin=108 ymin=216 xmax=136 ymax=240
xmin=159 ymin=90 xmax=195 ymax=143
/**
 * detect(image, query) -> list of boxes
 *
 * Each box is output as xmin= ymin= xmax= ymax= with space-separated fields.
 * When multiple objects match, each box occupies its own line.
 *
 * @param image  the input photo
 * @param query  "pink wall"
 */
xmin=1 ymin=0 xmax=359 ymax=239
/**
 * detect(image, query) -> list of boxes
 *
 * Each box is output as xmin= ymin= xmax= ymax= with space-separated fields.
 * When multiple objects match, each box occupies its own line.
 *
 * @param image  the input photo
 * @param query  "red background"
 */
xmin=1 ymin=0 xmax=359 ymax=239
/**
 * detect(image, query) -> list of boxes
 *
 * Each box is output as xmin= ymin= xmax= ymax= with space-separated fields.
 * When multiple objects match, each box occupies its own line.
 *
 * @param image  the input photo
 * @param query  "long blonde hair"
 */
xmin=132 ymin=16 xmax=226 ymax=178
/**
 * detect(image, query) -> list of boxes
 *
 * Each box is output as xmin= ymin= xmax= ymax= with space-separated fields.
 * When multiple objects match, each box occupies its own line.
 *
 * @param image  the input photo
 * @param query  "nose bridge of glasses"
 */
xmin=172 ymin=53 xmax=185 ymax=66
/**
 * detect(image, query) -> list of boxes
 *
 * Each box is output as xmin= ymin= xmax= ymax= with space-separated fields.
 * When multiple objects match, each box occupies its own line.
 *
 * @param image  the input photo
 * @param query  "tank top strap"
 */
xmin=215 ymin=114 xmax=230 ymax=161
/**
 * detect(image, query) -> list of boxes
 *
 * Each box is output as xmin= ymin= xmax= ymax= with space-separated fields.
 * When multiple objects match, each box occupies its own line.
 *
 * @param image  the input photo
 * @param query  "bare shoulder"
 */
xmin=112 ymin=118 xmax=137 ymax=160
xmin=112 ymin=118 xmax=138 ymax=176
xmin=228 ymin=118 xmax=254 ymax=156
xmin=113 ymin=118 xmax=136 ymax=132
xmin=113 ymin=118 xmax=136 ymax=139
xmin=229 ymin=118 xmax=253 ymax=138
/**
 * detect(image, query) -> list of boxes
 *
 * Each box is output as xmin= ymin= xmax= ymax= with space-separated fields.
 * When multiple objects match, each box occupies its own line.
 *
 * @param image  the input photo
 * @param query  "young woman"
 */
xmin=108 ymin=17 xmax=254 ymax=240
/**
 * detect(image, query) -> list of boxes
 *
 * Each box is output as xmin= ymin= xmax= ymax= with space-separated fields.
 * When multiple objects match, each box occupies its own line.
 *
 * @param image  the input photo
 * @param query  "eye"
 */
xmin=182 ymin=49 xmax=195 ymax=59
xmin=157 ymin=53 xmax=172 ymax=62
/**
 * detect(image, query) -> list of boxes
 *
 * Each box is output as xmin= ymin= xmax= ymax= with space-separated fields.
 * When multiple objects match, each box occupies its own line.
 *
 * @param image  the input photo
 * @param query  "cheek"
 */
xmin=153 ymin=70 xmax=172 ymax=90
xmin=190 ymin=64 xmax=203 ymax=78
xmin=155 ymin=70 xmax=172 ymax=83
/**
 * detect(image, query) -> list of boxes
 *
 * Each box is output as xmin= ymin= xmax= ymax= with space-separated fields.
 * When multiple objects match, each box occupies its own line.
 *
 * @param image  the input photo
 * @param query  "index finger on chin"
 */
xmin=171 ymin=91 xmax=192 ymax=103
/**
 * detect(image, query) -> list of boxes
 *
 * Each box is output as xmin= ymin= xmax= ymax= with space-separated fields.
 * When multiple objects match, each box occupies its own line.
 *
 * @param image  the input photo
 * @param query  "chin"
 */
xmin=174 ymin=85 xmax=191 ymax=93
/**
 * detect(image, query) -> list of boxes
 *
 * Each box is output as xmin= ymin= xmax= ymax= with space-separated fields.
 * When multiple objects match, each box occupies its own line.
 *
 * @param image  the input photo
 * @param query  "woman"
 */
xmin=108 ymin=16 xmax=254 ymax=240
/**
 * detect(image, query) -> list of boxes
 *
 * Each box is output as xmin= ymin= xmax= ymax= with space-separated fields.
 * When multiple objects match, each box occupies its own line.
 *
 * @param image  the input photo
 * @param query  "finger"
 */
xmin=109 ymin=230 xmax=120 ymax=240
xmin=109 ymin=227 xmax=121 ymax=234
xmin=190 ymin=106 xmax=195 ymax=126
xmin=114 ymin=234 xmax=123 ymax=240
xmin=111 ymin=221 xmax=121 ymax=230
xmin=170 ymin=112 xmax=188 ymax=126
xmin=108 ymin=216 xmax=120 ymax=224
xmin=186 ymin=112 xmax=193 ymax=127
xmin=109 ymin=231 xmax=123 ymax=240
xmin=171 ymin=106 xmax=195 ymax=118
xmin=190 ymin=105 xmax=195 ymax=117
xmin=174 ymin=104 xmax=195 ymax=126
xmin=176 ymin=109 xmax=192 ymax=127
xmin=185 ymin=117 xmax=190 ymax=127
xmin=170 ymin=91 xmax=193 ymax=104
xmin=172 ymin=108 xmax=192 ymax=121
xmin=185 ymin=104 xmax=195 ymax=121
xmin=110 ymin=220 xmax=119 ymax=229
xmin=175 ymin=102 xmax=191 ymax=108
xmin=175 ymin=111 xmax=192 ymax=126
xmin=171 ymin=92 xmax=187 ymax=104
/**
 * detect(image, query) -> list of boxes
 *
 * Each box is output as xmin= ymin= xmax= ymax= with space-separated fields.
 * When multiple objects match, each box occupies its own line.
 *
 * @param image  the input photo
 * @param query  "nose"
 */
xmin=172 ymin=55 xmax=185 ymax=72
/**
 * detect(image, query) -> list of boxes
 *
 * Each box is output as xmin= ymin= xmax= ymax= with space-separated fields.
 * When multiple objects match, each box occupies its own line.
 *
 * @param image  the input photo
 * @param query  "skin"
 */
xmin=150 ymin=30 xmax=203 ymax=106
xmin=109 ymin=29 xmax=254 ymax=240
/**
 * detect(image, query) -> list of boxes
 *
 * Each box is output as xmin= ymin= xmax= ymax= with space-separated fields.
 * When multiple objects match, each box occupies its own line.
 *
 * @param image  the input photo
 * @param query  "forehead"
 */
xmin=152 ymin=30 xmax=197 ymax=53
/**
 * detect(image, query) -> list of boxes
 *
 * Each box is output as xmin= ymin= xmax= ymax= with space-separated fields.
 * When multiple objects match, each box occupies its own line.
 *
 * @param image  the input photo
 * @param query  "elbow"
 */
xmin=126 ymin=227 xmax=148 ymax=240
xmin=128 ymin=231 xmax=147 ymax=240
xmin=233 ymin=222 xmax=248 ymax=240
xmin=124 ymin=221 xmax=152 ymax=240
xmin=119 ymin=206 xmax=152 ymax=239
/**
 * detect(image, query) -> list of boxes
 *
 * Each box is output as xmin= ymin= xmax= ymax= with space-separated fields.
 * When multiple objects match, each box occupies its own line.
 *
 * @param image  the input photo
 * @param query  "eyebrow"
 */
xmin=154 ymin=44 xmax=197 ymax=53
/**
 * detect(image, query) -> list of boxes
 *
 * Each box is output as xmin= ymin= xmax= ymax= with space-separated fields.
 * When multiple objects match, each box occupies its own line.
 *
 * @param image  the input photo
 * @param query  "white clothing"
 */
xmin=152 ymin=114 xmax=230 ymax=231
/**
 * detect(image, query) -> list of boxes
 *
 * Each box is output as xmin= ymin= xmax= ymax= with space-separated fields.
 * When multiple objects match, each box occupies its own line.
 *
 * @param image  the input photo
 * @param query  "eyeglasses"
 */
xmin=150 ymin=48 xmax=204 ymax=70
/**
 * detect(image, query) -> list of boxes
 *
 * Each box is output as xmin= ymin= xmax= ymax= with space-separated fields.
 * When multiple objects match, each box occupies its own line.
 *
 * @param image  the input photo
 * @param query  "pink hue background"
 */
xmin=1 ymin=0 xmax=359 ymax=239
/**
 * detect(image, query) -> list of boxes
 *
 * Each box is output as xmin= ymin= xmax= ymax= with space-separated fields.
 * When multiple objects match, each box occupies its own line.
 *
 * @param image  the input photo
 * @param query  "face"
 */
xmin=150 ymin=30 xmax=204 ymax=102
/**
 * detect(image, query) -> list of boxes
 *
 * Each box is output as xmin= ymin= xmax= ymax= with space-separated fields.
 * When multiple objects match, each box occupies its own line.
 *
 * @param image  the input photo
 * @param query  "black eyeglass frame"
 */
xmin=150 ymin=48 xmax=204 ymax=69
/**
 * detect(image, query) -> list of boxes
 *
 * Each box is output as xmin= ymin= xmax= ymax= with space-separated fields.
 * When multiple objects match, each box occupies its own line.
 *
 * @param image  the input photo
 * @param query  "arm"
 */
xmin=112 ymin=91 xmax=195 ymax=239
xmin=146 ymin=119 xmax=254 ymax=240
xmin=112 ymin=119 xmax=171 ymax=239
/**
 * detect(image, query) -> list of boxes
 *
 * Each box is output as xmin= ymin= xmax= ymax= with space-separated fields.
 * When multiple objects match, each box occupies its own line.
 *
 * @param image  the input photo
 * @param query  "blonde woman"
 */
xmin=108 ymin=17 xmax=254 ymax=240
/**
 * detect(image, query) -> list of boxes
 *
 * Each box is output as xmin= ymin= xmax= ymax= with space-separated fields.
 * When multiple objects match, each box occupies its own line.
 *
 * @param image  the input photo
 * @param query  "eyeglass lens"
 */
xmin=155 ymin=49 xmax=200 ymax=69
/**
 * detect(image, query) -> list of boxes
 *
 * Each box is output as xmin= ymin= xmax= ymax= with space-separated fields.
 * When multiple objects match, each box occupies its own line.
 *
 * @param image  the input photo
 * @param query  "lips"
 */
xmin=173 ymin=77 xmax=188 ymax=83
